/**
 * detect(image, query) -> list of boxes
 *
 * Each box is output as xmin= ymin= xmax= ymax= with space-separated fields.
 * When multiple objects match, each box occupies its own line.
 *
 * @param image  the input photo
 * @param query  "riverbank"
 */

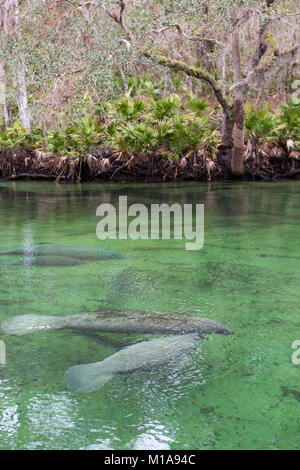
xmin=0 ymin=142 xmax=300 ymax=183
xmin=0 ymin=91 xmax=299 ymax=183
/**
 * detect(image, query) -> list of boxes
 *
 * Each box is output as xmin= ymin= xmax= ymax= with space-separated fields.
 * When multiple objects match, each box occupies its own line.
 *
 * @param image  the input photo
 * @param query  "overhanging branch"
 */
xmin=143 ymin=50 xmax=232 ymax=118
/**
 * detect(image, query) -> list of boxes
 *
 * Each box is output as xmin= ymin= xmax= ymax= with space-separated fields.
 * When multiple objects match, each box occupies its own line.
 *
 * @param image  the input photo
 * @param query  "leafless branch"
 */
xmin=274 ymin=44 xmax=300 ymax=56
xmin=151 ymin=23 xmax=225 ymax=48
xmin=102 ymin=0 xmax=132 ymax=41
xmin=246 ymin=20 xmax=270 ymax=83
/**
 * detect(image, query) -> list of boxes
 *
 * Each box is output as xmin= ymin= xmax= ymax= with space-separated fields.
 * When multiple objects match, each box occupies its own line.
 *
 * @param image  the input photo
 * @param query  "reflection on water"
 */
xmin=133 ymin=421 xmax=174 ymax=450
xmin=0 ymin=181 xmax=300 ymax=449
xmin=22 ymin=221 xmax=36 ymax=270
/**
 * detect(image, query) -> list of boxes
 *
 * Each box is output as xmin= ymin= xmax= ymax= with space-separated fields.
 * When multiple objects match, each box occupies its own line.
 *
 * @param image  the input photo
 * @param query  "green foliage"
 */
xmin=245 ymin=99 xmax=300 ymax=148
xmin=0 ymin=90 xmax=298 ymax=159
xmin=45 ymin=130 xmax=66 ymax=155
xmin=46 ymin=116 xmax=101 ymax=158
xmin=187 ymin=94 xmax=210 ymax=116
xmin=278 ymin=97 xmax=300 ymax=147
xmin=0 ymin=116 xmax=101 ymax=158
xmin=0 ymin=122 xmax=44 ymax=150
xmin=245 ymin=104 xmax=281 ymax=141
xmin=126 ymin=76 xmax=162 ymax=98
xmin=112 ymin=95 xmax=146 ymax=121
xmin=171 ymin=75 xmax=186 ymax=92
xmin=151 ymin=95 xmax=180 ymax=120
xmin=102 ymin=92 xmax=219 ymax=158
xmin=116 ymin=123 xmax=158 ymax=152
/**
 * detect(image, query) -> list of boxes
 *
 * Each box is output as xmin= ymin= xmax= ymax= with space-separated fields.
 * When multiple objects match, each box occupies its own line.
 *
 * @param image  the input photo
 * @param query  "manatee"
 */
xmin=29 ymin=255 xmax=85 ymax=267
xmin=0 ymin=257 xmax=19 ymax=267
xmin=0 ymin=244 xmax=121 ymax=262
xmin=0 ymin=255 xmax=84 ymax=267
xmin=2 ymin=309 xmax=233 ymax=336
xmin=64 ymin=333 xmax=201 ymax=392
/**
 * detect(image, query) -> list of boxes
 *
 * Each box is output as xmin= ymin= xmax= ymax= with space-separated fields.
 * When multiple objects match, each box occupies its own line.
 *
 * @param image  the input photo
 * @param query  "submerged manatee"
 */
xmin=0 ymin=255 xmax=85 ymax=267
xmin=64 ymin=333 xmax=201 ymax=392
xmin=2 ymin=309 xmax=233 ymax=336
xmin=29 ymin=255 xmax=85 ymax=267
xmin=0 ymin=244 xmax=121 ymax=265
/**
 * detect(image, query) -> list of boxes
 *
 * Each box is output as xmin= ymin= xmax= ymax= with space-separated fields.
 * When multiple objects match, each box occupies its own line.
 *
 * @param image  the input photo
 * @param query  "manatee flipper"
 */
xmin=2 ymin=314 xmax=62 ymax=335
xmin=64 ymin=362 xmax=114 ymax=393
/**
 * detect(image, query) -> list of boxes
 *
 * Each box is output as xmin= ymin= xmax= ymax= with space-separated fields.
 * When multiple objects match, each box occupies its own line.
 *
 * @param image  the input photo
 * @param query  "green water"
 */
xmin=0 ymin=180 xmax=299 ymax=450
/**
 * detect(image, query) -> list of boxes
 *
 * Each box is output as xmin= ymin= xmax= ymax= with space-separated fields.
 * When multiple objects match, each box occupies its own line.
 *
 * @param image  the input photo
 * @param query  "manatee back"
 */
xmin=102 ymin=334 xmax=200 ymax=373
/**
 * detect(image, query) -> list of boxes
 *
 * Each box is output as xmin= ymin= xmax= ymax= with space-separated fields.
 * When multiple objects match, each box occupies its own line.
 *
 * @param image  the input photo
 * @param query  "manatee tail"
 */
xmin=64 ymin=361 xmax=114 ymax=393
xmin=2 ymin=314 xmax=62 ymax=336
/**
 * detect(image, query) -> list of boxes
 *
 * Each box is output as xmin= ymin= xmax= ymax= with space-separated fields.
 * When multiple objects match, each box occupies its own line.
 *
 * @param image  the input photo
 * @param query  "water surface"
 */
xmin=0 ymin=180 xmax=299 ymax=450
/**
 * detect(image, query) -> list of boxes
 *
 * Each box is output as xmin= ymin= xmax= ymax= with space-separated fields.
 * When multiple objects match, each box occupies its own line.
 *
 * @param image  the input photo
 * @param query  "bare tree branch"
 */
xmin=102 ymin=0 xmax=132 ymax=41
xmin=246 ymin=20 xmax=270 ymax=81
xmin=151 ymin=23 xmax=225 ymax=48
xmin=274 ymin=44 xmax=300 ymax=56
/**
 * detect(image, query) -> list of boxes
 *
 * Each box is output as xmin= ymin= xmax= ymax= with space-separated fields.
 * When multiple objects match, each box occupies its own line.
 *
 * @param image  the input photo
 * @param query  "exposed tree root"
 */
xmin=0 ymin=143 xmax=299 ymax=183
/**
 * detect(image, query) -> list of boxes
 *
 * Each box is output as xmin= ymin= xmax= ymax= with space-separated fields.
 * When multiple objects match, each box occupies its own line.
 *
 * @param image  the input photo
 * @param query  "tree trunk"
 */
xmin=15 ymin=60 xmax=31 ymax=131
xmin=231 ymin=30 xmax=246 ymax=175
xmin=231 ymin=98 xmax=245 ymax=176
xmin=4 ymin=0 xmax=31 ymax=131
xmin=0 ymin=57 xmax=9 ymax=126
xmin=12 ymin=0 xmax=31 ymax=130
xmin=222 ymin=113 xmax=234 ymax=147
xmin=0 ymin=3 xmax=9 ymax=126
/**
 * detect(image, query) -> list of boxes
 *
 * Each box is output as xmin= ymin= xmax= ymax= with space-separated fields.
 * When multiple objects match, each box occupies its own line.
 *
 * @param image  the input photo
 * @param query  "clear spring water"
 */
xmin=0 ymin=180 xmax=299 ymax=450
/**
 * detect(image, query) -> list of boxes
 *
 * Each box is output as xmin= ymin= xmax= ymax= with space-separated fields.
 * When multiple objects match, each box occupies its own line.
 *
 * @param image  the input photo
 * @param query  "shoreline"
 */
xmin=0 ymin=143 xmax=299 ymax=183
